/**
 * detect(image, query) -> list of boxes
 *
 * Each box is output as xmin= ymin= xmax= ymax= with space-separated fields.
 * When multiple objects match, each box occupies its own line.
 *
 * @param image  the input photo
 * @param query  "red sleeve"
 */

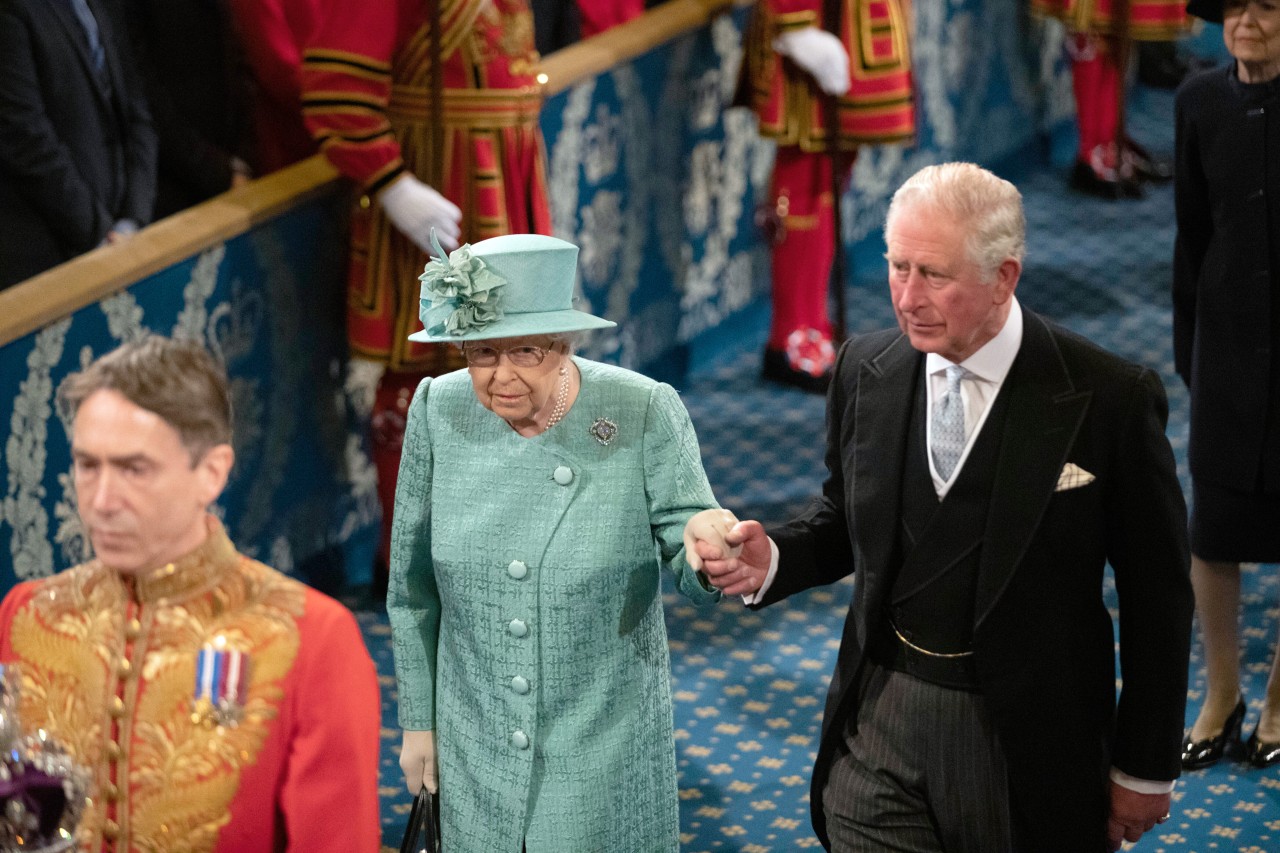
xmin=228 ymin=0 xmax=307 ymax=109
xmin=278 ymin=590 xmax=383 ymax=853
xmin=0 ymin=582 xmax=40 ymax=662
xmin=299 ymin=0 xmax=404 ymax=190
xmin=766 ymin=0 xmax=821 ymax=20
xmin=575 ymin=0 xmax=644 ymax=37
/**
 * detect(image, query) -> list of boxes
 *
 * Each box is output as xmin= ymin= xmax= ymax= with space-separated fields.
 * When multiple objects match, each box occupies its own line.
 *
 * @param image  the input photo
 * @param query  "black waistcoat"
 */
xmin=886 ymin=370 xmax=1012 ymax=653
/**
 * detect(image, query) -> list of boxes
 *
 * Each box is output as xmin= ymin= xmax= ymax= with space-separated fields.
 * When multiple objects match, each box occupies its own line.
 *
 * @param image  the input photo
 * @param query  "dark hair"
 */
xmin=58 ymin=336 xmax=233 ymax=461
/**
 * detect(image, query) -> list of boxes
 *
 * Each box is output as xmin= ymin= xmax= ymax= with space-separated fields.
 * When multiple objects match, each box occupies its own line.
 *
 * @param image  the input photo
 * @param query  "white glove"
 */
xmin=683 ymin=508 xmax=743 ymax=573
xmin=772 ymin=27 xmax=851 ymax=96
xmin=379 ymin=174 xmax=462 ymax=254
xmin=400 ymin=729 xmax=438 ymax=794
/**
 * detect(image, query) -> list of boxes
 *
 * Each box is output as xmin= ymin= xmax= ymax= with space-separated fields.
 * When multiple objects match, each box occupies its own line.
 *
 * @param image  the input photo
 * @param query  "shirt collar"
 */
xmin=925 ymin=297 xmax=1023 ymax=384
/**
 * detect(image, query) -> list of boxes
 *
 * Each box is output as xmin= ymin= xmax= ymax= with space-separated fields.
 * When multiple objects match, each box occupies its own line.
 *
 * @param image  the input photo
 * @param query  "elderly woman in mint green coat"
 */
xmin=387 ymin=233 xmax=738 ymax=852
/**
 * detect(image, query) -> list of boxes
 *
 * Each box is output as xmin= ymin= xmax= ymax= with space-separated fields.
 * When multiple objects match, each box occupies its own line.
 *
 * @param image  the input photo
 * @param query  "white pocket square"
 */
xmin=1055 ymin=462 xmax=1095 ymax=492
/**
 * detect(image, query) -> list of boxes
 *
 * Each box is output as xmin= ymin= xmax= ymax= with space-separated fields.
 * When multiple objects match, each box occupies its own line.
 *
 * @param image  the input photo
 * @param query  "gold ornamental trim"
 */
xmin=8 ymin=524 xmax=305 ymax=852
xmin=388 ymin=85 xmax=544 ymax=128
xmin=300 ymin=48 xmax=393 ymax=75
xmin=774 ymin=10 xmax=819 ymax=31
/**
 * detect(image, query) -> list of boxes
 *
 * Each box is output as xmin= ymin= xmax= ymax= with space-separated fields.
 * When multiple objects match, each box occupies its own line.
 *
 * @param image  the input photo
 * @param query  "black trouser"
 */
xmin=823 ymin=663 xmax=1015 ymax=853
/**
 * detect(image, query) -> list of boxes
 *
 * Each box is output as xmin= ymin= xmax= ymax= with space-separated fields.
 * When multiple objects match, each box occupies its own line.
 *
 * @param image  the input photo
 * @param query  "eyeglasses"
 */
xmin=1224 ymin=0 xmax=1279 ymax=14
xmin=463 ymin=344 xmax=554 ymax=367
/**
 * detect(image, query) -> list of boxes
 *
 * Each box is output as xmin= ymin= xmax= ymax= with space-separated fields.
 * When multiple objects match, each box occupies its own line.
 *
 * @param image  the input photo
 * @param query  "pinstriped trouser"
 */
xmin=822 ymin=663 xmax=1016 ymax=853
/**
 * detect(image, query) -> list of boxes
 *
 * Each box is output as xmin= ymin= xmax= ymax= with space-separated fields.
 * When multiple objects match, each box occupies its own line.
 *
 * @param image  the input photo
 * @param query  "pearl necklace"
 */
xmin=544 ymin=365 xmax=570 ymax=430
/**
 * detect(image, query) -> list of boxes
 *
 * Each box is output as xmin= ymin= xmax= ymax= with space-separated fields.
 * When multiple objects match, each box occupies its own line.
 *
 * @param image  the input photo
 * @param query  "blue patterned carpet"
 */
xmin=358 ymin=80 xmax=1280 ymax=851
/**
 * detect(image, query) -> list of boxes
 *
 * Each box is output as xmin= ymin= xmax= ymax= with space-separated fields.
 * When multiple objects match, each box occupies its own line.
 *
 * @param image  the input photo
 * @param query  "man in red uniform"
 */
xmin=1032 ymin=0 xmax=1186 ymax=197
xmin=739 ymin=0 xmax=914 ymax=391
xmin=0 ymin=336 xmax=382 ymax=853
xmin=300 ymin=0 xmax=551 ymax=580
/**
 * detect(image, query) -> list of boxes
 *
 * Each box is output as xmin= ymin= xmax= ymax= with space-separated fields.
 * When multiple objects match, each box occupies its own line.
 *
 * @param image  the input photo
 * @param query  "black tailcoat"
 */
xmin=760 ymin=309 xmax=1193 ymax=852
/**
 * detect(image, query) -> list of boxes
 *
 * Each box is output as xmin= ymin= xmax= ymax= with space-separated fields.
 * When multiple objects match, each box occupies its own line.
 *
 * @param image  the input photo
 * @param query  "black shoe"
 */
xmin=1245 ymin=726 xmax=1280 ymax=768
xmin=1182 ymin=697 xmax=1246 ymax=770
xmin=762 ymin=347 xmax=830 ymax=394
xmin=1069 ymin=159 xmax=1143 ymax=200
xmin=1123 ymin=138 xmax=1174 ymax=183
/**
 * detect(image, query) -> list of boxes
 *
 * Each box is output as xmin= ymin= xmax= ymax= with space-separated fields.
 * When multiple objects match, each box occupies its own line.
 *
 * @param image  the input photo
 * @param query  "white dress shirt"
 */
xmin=925 ymin=300 xmax=1023 ymax=497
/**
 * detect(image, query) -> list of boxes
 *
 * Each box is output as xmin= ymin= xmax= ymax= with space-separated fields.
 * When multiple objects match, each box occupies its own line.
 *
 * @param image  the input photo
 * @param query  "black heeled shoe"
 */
xmin=1069 ymin=159 xmax=1143 ymax=200
xmin=762 ymin=346 xmax=830 ymax=395
xmin=1122 ymin=138 xmax=1174 ymax=183
xmin=1181 ymin=697 xmax=1246 ymax=770
xmin=1245 ymin=726 xmax=1280 ymax=768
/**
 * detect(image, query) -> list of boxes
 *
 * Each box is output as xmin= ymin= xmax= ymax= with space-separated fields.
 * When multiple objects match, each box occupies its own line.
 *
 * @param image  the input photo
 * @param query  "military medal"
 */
xmin=191 ymin=638 xmax=250 ymax=728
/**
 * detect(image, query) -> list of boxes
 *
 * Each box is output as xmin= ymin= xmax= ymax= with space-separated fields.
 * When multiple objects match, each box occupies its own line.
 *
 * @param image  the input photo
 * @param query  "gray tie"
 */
xmin=69 ymin=0 xmax=106 ymax=74
xmin=931 ymin=365 xmax=966 ymax=480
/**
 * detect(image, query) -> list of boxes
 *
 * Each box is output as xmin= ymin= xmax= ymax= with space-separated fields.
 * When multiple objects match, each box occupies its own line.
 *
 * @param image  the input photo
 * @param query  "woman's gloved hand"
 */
xmin=683 ymin=508 xmax=743 ymax=572
xmin=400 ymin=729 xmax=438 ymax=794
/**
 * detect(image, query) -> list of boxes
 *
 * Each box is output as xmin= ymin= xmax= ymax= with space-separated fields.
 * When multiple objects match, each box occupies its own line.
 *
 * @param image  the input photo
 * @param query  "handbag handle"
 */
xmin=398 ymin=787 xmax=442 ymax=853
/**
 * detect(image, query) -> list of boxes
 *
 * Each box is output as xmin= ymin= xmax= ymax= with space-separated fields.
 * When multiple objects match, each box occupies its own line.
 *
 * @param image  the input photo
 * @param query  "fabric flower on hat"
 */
xmin=419 ymin=230 xmax=507 ymax=337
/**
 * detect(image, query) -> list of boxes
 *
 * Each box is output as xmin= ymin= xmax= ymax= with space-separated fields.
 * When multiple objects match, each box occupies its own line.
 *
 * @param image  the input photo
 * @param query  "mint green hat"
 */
xmin=408 ymin=232 xmax=616 ymax=343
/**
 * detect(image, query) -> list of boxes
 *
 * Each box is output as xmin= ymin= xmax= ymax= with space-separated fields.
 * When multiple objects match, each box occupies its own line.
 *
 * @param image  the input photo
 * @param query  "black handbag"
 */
xmin=398 ymin=787 xmax=442 ymax=853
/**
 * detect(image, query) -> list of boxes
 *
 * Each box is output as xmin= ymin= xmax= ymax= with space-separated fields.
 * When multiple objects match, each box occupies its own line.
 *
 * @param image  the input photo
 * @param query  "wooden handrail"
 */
xmin=0 ymin=156 xmax=341 ymax=345
xmin=0 ymin=0 xmax=750 ymax=347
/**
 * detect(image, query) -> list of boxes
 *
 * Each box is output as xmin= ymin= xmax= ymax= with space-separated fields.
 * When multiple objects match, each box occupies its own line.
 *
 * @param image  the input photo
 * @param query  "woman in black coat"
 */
xmin=1175 ymin=0 xmax=1280 ymax=771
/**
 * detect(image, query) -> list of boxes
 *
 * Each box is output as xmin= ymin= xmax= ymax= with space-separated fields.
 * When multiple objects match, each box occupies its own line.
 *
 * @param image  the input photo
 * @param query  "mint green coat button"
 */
xmin=510 ymin=675 xmax=530 ymax=694
xmin=511 ymin=730 xmax=530 ymax=749
xmin=508 ymin=619 xmax=528 ymax=638
xmin=508 ymin=560 xmax=527 ymax=579
xmin=553 ymin=465 xmax=573 ymax=485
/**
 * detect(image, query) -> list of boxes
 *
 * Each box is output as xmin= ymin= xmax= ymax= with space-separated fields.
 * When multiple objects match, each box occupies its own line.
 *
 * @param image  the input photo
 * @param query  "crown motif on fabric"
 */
xmin=0 ymin=664 xmax=92 ymax=852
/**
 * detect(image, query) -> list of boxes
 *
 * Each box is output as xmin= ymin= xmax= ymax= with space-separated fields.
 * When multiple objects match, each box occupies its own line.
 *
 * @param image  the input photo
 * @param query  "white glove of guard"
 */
xmin=772 ymin=27 xmax=851 ymax=96
xmin=379 ymin=174 xmax=462 ymax=254
xmin=400 ymin=729 xmax=438 ymax=794
xmin=683 ymin=508 xmax=743 ymax=573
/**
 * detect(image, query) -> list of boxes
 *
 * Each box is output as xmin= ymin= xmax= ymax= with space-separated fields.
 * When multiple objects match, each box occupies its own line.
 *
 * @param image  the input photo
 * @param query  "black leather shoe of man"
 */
xmin=1181 ymin=697 xmax=1247 ymax=770
xmin=1245 ymin=727 xmax=1280 ymax=768
xmin=763 ymin=347 xmax=830 ymax=394
xmin=1070 ymin=159 xmax=1143 ymax=200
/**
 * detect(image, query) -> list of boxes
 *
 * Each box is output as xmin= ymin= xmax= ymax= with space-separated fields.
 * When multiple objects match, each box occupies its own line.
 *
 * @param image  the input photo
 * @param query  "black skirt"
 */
xmin=1189 ymin=477 xmax=1280 ymax=562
